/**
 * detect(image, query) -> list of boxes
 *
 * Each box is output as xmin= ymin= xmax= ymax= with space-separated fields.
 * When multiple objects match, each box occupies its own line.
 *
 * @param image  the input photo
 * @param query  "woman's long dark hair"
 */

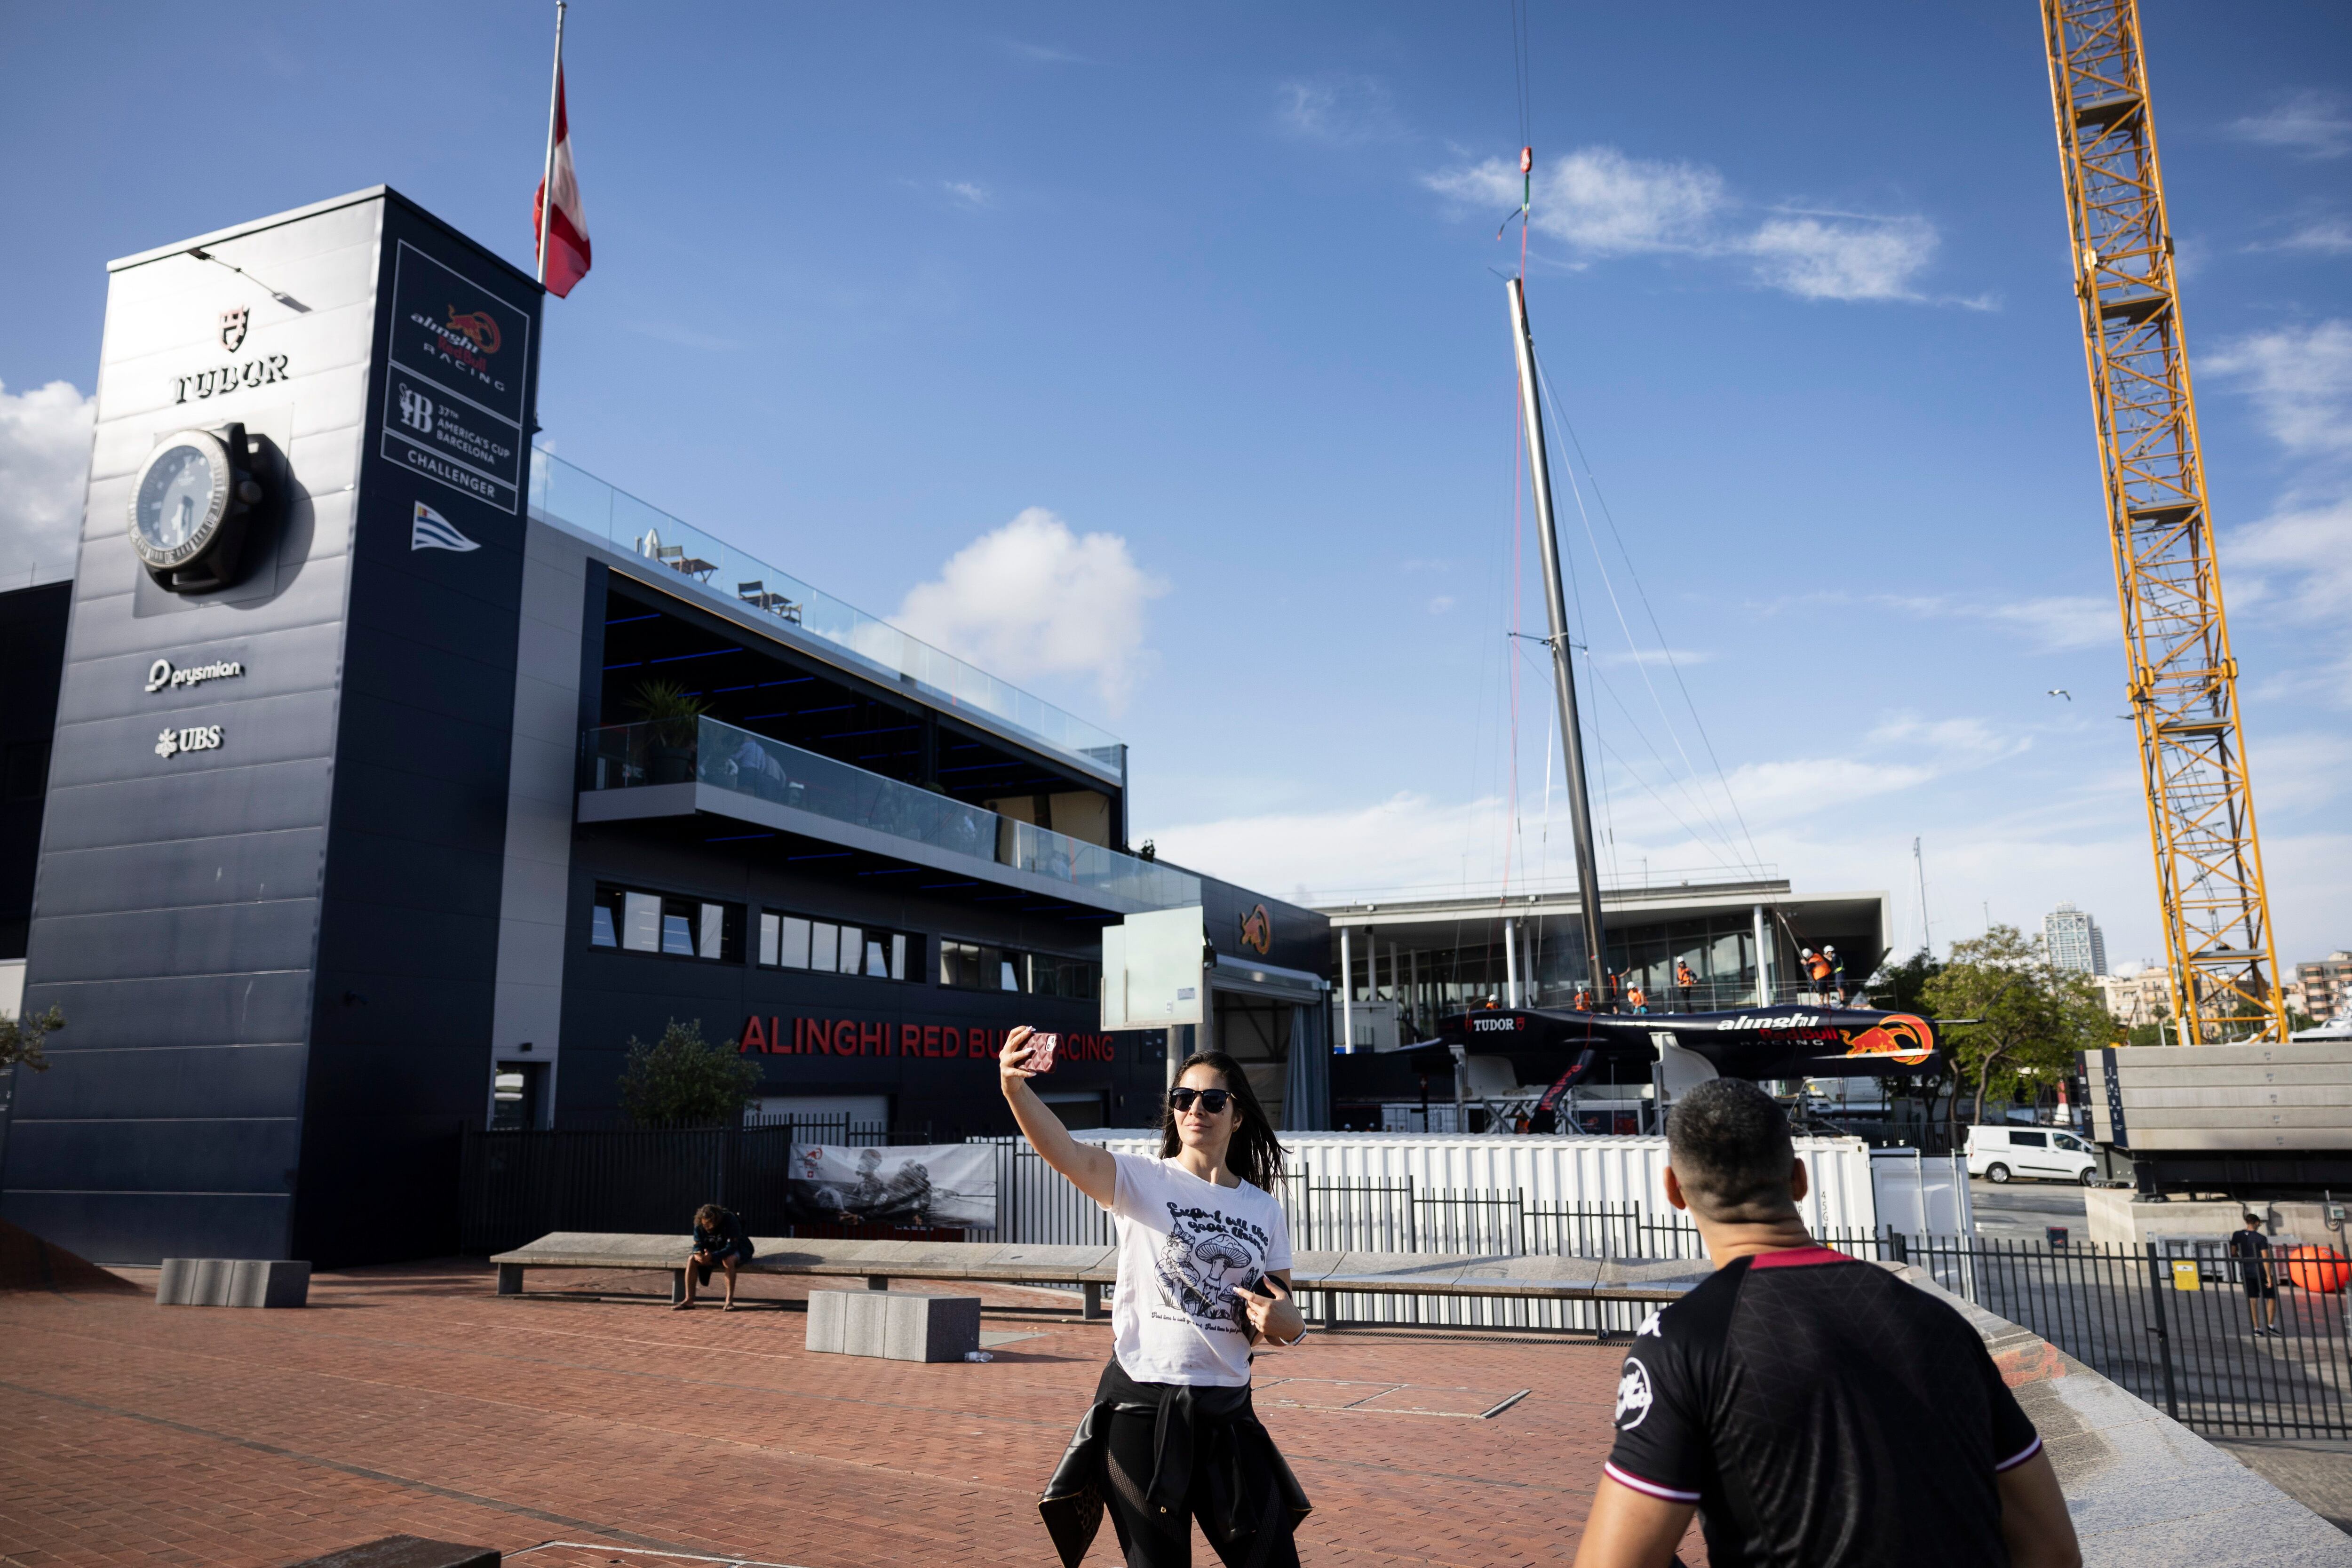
xmin=1159 ymin=1051 xmax=1286 ymax=1190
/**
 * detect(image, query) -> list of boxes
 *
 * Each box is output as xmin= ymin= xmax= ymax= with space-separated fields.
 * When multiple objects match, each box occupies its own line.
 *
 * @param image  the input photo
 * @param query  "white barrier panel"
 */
xmin=1869 ymin=1151 xmax=1975 ymax=1240
xmin=1084 ymin=1132 xmax=1880 ymax=1237
xmin=976 ymin=1131 xmax=1880 ymax=1330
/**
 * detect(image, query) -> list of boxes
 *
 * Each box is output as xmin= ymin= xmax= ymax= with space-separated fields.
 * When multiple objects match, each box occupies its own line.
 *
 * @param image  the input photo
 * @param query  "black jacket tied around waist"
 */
xmin=1039 ymin=1358 xmax=1311 ymax=1568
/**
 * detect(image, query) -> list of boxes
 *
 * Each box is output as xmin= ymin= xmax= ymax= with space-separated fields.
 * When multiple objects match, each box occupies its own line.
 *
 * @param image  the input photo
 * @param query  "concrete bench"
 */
xmin=486 ymin=1232 xmax=1711 ymax=1323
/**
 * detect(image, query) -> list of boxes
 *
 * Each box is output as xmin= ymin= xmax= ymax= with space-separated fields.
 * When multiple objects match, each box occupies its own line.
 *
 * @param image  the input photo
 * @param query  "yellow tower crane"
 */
xmin=2039 ymin=0 xmax=2288 ymax=1044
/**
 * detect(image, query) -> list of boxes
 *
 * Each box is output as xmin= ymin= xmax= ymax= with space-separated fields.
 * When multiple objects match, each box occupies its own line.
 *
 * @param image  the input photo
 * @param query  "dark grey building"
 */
xmin=0 ymin=189 xmax=1326 ymax=1267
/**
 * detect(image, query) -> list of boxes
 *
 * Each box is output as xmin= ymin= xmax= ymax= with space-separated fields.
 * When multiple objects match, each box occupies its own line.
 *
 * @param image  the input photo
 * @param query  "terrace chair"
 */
xmin=737 ymin=581 xmax=805 ymax=623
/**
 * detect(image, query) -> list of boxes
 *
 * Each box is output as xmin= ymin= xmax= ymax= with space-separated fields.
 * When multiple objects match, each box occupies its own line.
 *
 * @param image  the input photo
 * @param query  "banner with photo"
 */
xmin=787 ymin=1143 xmax=998 ymax=1229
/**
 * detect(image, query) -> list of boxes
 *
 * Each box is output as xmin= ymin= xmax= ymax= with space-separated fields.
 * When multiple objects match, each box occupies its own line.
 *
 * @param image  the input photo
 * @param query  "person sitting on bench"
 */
xmin=680 ymin=1203 xmax=754 ymax=1311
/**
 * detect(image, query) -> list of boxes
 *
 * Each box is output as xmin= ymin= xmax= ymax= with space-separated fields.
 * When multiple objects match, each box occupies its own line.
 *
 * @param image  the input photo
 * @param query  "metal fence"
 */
xmin=458 ymin=1117 xmax=926 ymax=1256
xmin=1888 ymin=1237 xmax=2352 ymax=1440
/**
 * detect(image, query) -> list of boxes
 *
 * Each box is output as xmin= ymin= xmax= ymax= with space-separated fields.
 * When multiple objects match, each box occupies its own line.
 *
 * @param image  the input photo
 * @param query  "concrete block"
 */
xmin=231 ymin=1258 xmax=309 ymax=1307
xmin=806 ymin=1289 xmax=981 ymax=1363
xmin=843 ymin=1289 xmax=889 ymax=1358
xmin=155 ymin=1258 xmax=309 ymax=1307
xmin=887 ymin=1292 xmax=980 ymax=1362
xmin=805 ymin=1289 xmax=847 ymax=1354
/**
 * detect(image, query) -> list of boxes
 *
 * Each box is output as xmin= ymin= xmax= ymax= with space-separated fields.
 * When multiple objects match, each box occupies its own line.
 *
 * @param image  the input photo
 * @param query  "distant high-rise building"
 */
xmin=2296 ymin=952 xmax=2352 ymax=1021
xmin=2044 ymin=902 xmax=2108 ymax=976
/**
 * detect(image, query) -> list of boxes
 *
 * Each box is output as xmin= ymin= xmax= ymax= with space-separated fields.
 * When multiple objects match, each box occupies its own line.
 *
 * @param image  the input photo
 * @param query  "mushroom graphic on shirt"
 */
xmin=1190 ymin=1232 xmax=1253 ymax=1292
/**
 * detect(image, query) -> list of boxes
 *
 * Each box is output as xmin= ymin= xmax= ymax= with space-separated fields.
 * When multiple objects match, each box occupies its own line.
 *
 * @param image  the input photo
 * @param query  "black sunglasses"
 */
xmin=1168 ymin=1087 xmax=1234 ymax=1114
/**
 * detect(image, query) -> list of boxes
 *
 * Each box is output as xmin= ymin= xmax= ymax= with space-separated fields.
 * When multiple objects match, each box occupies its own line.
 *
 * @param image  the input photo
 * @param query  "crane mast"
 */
xmin=2039 ymin=0 xmax=2286 ymax=1043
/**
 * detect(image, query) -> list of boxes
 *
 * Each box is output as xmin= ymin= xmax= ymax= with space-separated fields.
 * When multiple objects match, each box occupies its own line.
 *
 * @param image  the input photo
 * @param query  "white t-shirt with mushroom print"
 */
xmin=1103 ymin=1152 xmax=1294 ymax=1388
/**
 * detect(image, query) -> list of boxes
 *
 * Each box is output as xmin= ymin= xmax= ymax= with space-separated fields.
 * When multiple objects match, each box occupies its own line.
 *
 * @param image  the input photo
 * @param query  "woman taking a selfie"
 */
xmin=1001 ymin=1025 xmax=1311 ymax=1568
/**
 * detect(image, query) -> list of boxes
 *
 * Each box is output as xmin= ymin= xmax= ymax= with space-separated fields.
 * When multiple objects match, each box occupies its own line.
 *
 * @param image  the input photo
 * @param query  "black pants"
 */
xmin=1102 ymin=1406 xmax=1301 ymax=1568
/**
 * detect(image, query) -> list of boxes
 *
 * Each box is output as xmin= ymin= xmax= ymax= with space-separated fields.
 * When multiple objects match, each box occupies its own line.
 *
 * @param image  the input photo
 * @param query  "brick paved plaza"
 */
xmin=0 ymin=1262 xmax=1703 ymax=1568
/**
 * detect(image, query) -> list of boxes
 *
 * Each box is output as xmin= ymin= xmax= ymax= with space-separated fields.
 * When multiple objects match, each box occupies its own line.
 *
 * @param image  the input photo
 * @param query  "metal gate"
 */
xmin=1904 ymin=1237 xmax=2352 ymax=1439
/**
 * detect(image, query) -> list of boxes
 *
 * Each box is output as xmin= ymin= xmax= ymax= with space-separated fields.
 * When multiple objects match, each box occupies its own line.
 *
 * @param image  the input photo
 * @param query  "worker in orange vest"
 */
xmin=1674 ymin=959 xmax=1698 ymax=1012
xmin=1628 ymin=981 xmax=1649 ymax=1015
xmin=1804 ymin=947 xmax=1833 ymax=1000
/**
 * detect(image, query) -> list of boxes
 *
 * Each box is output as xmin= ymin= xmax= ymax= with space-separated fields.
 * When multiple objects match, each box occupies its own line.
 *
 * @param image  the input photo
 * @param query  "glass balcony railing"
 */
xmin=581 ymin=716 xmax=1200 ymax=912
xmin=530 ymin=449 xmax=1127 ymax=778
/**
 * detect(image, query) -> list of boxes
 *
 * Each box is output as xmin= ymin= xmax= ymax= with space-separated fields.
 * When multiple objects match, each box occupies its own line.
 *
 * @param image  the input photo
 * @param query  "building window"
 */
xmin=940 ymin=939 xmax=1100 ymax=999
xmin=757 ymin=909 xmax=914 ymax=981
xmin=591 ymin=884 xmax=742 ymax=962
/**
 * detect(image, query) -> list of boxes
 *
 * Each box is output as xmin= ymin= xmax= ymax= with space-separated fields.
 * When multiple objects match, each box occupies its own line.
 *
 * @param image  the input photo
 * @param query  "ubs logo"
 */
xmin=219 ymin=307 xmax=249 ymax=352
xmin=155 ymin=725 xmax=223 ymax=759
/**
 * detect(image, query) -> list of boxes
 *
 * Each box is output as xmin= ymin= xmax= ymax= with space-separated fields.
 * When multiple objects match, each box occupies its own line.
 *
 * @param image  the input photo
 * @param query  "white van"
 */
xmin=1965 ymin=1125 xmax=2098 ymax=1185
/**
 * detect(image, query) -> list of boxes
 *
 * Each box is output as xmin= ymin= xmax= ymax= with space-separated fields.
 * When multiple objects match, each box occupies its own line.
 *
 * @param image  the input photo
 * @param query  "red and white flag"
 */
xmin=532 ymin=63 xmax=591 ymax=297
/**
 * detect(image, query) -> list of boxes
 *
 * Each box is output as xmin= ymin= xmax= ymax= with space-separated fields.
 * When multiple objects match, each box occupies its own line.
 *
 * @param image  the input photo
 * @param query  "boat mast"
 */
xmin=1507 ymin=278 xmax=1610 ymax=1008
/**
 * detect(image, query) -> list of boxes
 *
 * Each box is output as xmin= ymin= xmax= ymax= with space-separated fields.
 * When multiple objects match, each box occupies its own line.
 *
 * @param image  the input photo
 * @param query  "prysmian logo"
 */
xmin=1470 ymin=1015 xmax=1524 ymax=1032
xmin=146 ymin=657 xmax=245 ymax=693
xmin=155 ymin=725 xmax=223 ymax=759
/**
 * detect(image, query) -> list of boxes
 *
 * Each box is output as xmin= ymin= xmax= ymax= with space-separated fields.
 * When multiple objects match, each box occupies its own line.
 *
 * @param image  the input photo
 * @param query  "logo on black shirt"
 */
xmin=1616 ymin=1358 xmax=1655 ymax=1429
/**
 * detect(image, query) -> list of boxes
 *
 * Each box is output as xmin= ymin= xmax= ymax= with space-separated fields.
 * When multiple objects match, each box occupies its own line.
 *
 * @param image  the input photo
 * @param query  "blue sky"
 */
xmin=2 ymin=2 xmax=2346 ymax=974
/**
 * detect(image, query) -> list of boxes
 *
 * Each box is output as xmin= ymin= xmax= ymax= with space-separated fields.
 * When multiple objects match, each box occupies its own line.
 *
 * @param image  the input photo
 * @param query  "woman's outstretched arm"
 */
xmin=1000 ymin=1025 xmax=1118 ymax=1206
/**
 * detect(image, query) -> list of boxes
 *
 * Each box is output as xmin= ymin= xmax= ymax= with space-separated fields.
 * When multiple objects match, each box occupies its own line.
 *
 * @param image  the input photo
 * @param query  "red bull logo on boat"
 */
xmin=1839 ymin=1013 xmax=1935 ymax=1067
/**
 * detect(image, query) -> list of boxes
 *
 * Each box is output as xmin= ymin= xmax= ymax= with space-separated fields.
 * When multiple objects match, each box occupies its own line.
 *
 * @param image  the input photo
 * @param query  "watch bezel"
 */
xmin=127 ymin=429 xmax=234 ymax=571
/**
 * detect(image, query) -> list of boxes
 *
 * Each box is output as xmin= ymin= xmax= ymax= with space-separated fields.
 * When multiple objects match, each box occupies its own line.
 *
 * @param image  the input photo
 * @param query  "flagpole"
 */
xmin=536 ymin=0 xmax=567 ymax=288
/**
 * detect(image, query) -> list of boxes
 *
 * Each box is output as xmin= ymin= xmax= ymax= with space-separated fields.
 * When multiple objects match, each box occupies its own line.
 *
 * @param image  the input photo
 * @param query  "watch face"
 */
xmin=127 ymin=432 xmax=231 ymax=570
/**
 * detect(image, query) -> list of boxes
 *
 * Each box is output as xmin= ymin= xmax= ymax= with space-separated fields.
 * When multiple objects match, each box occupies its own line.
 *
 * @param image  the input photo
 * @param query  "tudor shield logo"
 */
xmin=411 ymin=501 xmax=479 ymax=553
xmin=219 ymin=306 xmax=249 ymax=353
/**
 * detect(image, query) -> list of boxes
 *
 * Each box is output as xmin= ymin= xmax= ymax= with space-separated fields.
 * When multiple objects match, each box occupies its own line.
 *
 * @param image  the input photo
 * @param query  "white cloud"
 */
xmin=1277 ymin=74 xmax=1402 ymax=146
xmin=0 ymin=379 xmax=94 ymax=581
xmin=894 ymin=508 xmax=1168 ymax=713
xmin=943 ymin=181 xmax=993 ymax=210
xmin=1004 ymin=40 xmax=1085 ymax=65
xmin=2207 ymin=320 xmax=2352 ymax=457
xmin=1150 ymin=714 xmax=2024 ymax=903
xmin=2276 ymin=217 xmax=2352 ymax=255
xmin=2232 ymin=494 xmax=2352 ymax=704
xmin=1743 ymin=215 xmax=1938 ymax=302
xmin=1423 ymin=145 xmax=1951 ymax=305
xmin=1424 ymin=147 xmax=1721 ymax=256
xmin=1426 ymin=594 xmax=1456 ymax=614
xmin=1981 ymin=595 xmax=2114 ymax=653
xmin=2230 ymin=90 xmax=2352 ymax=159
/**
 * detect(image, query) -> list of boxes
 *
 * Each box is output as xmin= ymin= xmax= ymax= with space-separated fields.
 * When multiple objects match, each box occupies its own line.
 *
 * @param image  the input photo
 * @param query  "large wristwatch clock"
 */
xmin=127 ymin=423 xmax=268 ymax=593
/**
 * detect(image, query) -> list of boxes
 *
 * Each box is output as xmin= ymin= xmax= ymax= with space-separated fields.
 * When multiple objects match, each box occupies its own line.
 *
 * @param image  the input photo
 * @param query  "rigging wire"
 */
xmin=1531 ymin=357 xmax=1765 ymax=876
xmin=1534 ymin=360 xmax=1768 ymax=876
xmin=1559 ymin=643 xmax=1752 ymax=880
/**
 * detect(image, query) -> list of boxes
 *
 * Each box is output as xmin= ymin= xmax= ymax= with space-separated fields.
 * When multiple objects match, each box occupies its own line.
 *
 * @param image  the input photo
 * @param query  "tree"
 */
xmin=1867 ymin=947 xmax=1944 ymax=1015
xmin=1922 ymin=924 xmax=2113 ymax=1134
xmin=0 ymin=1004 xmax=63 ymax=1074
xmin=616 ymin=1018 xmax=760 ymax=1127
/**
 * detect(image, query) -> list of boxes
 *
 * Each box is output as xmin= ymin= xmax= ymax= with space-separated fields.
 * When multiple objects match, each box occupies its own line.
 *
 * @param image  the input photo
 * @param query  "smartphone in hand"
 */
xmin=1029 ymin=1032 xmax=1059 ymax=1072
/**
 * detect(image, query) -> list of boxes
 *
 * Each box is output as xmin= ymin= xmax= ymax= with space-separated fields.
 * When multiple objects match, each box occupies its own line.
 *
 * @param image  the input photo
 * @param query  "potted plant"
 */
xmin=630 ymin=679 xmax=708 ymax=784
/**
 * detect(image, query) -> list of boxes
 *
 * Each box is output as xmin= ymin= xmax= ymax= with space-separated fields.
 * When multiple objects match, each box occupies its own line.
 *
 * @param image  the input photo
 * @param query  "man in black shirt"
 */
xmin=1573 ymin=1079 xmax=2080 ymax=1568
xmin=2230 ymin=1214 xmax=2280 ymax=1335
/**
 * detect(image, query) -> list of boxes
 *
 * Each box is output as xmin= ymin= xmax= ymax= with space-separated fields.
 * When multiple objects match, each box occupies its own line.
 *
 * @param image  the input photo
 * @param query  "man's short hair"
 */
xmin=1667 ymin=1078 xmax=1797 ymax=1221
xmin=2245 ymin=1213 xmax=2263 ymax=1228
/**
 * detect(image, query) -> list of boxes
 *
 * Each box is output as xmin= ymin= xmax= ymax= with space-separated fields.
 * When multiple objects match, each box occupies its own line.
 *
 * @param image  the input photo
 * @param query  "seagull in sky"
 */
xmin=2047 ymin=689 xmax=2072 ymax=700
